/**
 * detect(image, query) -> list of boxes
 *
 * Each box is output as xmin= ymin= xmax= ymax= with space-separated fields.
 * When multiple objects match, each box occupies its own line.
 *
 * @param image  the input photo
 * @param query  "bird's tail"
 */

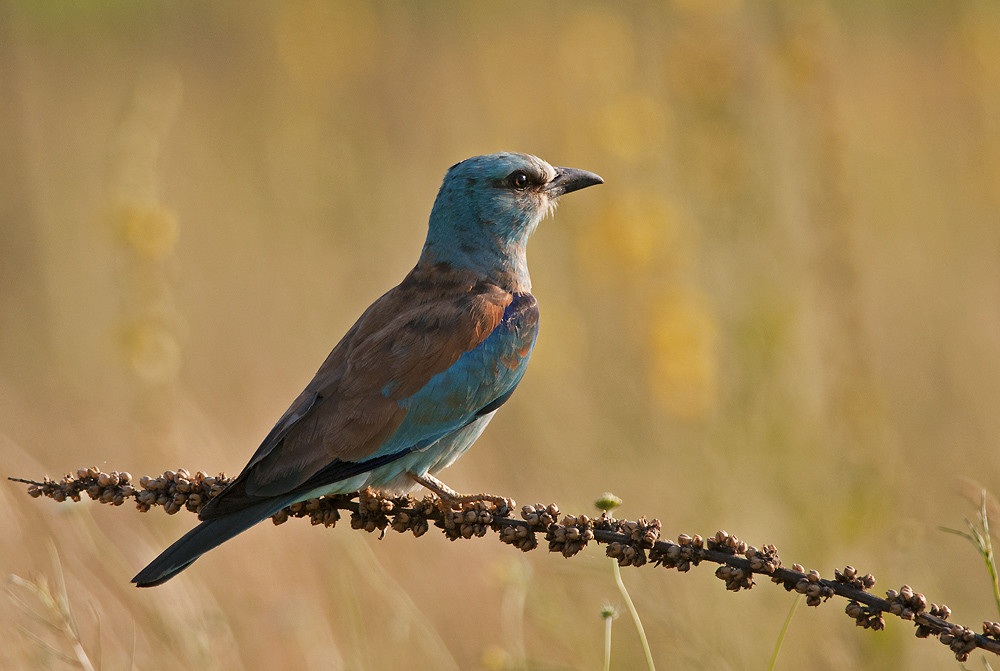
xmin=131 ymin=497 xmax=291 ymax=587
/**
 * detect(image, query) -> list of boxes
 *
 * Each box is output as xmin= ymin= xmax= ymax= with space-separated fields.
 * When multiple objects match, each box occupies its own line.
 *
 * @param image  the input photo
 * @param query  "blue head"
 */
xmin=421 ymin=153 xmax=603 ymax=292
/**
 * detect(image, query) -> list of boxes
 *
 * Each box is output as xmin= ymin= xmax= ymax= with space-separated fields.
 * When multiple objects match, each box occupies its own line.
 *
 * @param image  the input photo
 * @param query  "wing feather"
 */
xmin=200 ymin=263 xmax=512 ymax=518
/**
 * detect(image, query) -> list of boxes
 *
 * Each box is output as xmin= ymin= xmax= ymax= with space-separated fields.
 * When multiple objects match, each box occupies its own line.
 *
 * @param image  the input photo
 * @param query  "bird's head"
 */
xmin=421 ymin=152 xmax=603 ymax=292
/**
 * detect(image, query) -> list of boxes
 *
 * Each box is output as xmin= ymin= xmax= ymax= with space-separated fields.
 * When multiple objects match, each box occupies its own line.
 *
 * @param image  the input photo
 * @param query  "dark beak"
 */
xmin=546 ymin=167 xmax=604 ymax=197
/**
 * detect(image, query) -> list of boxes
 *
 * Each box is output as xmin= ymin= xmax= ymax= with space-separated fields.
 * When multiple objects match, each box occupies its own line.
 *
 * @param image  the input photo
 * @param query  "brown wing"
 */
xmin=199 ymin=263 xmax=511 ymax=518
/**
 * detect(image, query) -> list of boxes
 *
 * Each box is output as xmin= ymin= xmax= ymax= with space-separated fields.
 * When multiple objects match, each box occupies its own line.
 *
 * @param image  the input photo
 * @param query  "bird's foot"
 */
xmin=410 ymin=473 xmax=514 ymax=515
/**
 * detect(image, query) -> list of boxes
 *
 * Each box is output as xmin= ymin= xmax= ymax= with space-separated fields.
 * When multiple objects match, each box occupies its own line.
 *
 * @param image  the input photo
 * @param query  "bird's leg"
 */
xmin=410 ymin=473 xmax=514 ymax=514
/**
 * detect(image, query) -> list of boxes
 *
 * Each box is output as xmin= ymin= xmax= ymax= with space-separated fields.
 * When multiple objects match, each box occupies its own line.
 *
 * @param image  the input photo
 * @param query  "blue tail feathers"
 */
xmin=131 ymin=497 xmax=290 ymax=587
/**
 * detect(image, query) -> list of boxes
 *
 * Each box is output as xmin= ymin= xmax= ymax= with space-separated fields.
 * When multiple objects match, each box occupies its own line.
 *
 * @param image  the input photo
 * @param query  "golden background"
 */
xmin=3 ymin=1 xmax=1000 ymax=669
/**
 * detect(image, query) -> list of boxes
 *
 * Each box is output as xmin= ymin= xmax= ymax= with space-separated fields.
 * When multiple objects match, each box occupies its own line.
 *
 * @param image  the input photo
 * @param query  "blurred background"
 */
xmin=3 ymin=1 xmax=1000 ymax=668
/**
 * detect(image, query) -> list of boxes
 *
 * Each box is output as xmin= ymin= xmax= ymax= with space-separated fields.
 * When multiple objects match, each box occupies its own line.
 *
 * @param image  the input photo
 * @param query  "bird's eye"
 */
xmin=508 ymin=171 xmax=529 ymax=190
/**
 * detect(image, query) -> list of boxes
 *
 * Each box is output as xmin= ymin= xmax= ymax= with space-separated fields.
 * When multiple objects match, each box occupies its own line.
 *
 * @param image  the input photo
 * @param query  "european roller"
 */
xmin=132 ymin=152 xmax=602 ymax=587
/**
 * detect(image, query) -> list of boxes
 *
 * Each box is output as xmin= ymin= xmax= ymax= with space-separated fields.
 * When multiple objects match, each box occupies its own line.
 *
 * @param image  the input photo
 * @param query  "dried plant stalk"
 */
xmin=11 ymin=467 xmax=1000 ymax=662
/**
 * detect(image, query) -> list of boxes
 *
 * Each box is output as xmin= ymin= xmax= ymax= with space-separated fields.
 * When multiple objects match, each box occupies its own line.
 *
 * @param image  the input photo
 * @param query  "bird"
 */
xmin=131 ymin=152 xmax=603 ymax=587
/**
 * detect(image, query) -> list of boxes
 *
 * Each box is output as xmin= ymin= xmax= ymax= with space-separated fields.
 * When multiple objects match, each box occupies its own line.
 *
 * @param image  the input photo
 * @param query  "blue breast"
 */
xmin=370 ymin=292 xmax=539 ymax=458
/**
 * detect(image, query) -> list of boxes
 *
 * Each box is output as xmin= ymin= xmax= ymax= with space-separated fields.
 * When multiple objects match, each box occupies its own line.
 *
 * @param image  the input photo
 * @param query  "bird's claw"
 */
xmin=411 ymin=472 xmax=513 ymax=515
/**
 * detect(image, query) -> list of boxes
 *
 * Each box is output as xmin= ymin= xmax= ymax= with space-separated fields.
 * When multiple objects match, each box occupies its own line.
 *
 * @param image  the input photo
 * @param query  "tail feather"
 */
xmin=132 ymin=498 xmax=290 ymax=587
